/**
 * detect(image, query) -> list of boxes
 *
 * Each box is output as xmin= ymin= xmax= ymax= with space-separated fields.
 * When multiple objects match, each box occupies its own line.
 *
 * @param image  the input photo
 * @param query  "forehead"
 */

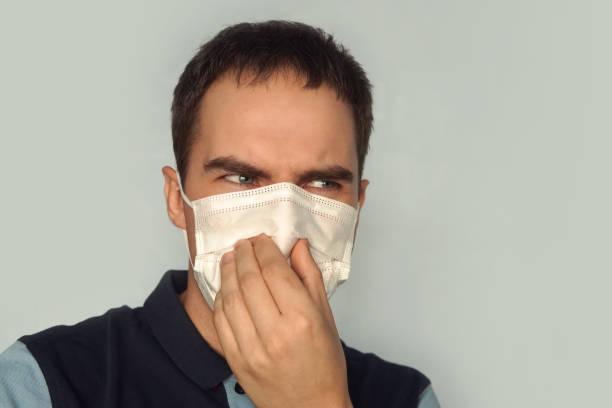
xmin=191 ymin=71 xmax=357 ymax=174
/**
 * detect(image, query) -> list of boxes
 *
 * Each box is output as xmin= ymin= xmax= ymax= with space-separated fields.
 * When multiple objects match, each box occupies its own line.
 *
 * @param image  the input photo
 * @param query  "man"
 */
xmin=0 ymin=20 xmax=440 ymax=407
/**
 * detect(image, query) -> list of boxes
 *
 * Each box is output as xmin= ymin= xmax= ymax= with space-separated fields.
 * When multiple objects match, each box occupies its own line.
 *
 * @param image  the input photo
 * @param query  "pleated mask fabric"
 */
xmin=177 ymin=175 xmax=359 ymax=308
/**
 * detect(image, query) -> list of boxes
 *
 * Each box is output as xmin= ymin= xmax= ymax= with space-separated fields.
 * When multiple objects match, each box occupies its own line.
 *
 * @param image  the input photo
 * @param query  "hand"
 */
xmin=213 ymin=234 xmax=352 ymax=408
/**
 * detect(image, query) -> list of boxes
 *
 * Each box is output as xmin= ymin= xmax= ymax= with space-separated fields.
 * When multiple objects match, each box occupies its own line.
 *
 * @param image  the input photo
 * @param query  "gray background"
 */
xmin=1 ymin=1 xmax=610 ymax=407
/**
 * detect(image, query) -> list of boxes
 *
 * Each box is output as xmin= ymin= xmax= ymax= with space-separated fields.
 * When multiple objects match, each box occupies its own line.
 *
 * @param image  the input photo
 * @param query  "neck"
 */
xmin=178 ymin=267 xmax=225 ymax=357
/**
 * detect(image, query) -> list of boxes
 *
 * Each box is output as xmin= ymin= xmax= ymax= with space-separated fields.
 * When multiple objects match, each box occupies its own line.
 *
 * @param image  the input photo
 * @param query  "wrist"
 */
xmin=316 ymin=390 xmax=352 ymax=408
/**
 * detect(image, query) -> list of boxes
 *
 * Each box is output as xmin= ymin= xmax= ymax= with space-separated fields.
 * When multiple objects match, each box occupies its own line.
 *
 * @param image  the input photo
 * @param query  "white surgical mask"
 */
xmin=176 ymin=174 xmax=359 ymax=308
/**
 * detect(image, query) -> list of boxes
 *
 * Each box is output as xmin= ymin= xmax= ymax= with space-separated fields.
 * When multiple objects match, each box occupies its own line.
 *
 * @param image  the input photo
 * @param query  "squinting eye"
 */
xmin=224 ymin=174 xmax=255 ymax=185
xmin=308 ymin=180 xmax=338 ymax=189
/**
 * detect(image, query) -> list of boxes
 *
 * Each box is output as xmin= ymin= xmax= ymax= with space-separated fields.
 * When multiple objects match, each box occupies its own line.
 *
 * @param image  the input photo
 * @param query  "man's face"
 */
xmin=167 ymin=70 xmax=369 ymax=264
xmin=182 ymin=71 xmax=367 ymax=208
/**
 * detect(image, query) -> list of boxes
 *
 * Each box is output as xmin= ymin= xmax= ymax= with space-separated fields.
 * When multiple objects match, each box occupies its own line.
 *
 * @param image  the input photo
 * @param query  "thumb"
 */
xmin=290 ymin=239 xmax=327 ymax=306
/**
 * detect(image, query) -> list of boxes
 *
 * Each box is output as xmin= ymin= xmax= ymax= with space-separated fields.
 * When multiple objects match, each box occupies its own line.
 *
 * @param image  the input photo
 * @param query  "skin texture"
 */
xmin=162 ymin=70 xmax=369 ymax=407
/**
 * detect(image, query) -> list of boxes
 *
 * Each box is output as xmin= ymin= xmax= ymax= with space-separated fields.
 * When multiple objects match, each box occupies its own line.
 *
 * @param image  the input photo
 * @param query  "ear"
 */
xmin=162 ymin=166 xmax=187 ymax=230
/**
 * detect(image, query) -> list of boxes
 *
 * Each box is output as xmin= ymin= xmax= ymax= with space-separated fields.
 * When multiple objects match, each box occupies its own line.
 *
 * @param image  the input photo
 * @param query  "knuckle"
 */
xmin=222 ymin=291 xmax=242 ymax=310
xmin=294 ymin=313 xmax=312 ymax=333
xmin=261 ymin=261 xmax=285 ymax=280
xmin=281 ymin=273 xmax=299 ymax=290
xmin=238 ymin=269 xmax=260 ymax=291
xmin=291 ymin=313 xmax=316 ymax=339
xmin=264 ymin=331 xmax=288 ymax=359
xmin=245 ymin=348 xmax=269 ymax=374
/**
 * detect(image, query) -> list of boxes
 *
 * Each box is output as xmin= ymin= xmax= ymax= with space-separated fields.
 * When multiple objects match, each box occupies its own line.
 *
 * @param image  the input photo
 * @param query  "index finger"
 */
xmin=234 ymin=239 xmax=281 ymax=337
xmin=251 ymin=234 xmax=311 ymax=313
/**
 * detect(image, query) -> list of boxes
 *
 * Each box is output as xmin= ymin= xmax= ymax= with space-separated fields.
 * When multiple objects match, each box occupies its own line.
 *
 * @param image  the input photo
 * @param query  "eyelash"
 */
xmin=222 ymin=174 xmax=341 ymax=190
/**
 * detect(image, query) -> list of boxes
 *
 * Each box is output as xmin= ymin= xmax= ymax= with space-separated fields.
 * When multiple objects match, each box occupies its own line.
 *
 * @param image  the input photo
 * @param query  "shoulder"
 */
xmin=342 ymin=341 xmax=439 ymax=408
xmin=20 ymin=305 xmax=143 ymax=347
xmin=19 ymin=304 xmax=146 ymax=365
xmin=0 ymin=341 xmax=51 ymax=407
xmin=17 ymin=305 xmax=147 ymax=406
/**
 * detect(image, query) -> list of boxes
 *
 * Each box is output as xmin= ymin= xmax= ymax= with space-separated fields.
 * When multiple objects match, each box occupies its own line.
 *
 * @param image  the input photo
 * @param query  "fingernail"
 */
xmin=221 ymin=251 xmax=234 ymax=265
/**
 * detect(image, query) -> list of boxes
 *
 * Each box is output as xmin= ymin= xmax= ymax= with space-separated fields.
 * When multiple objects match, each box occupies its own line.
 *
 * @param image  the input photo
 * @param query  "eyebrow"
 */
xmin=295 ymin=166 xmax=354 ymax=185
xmin=204 ymin=156 xmax=271 ymax=179
xmin=203 ymin=155 xmax=354 ymax=184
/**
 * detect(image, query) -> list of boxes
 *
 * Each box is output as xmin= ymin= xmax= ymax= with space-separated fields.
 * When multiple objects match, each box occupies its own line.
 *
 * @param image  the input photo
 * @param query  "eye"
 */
xmin=224 ymin=174 xmax=255 ymax=185
xmin=308 ymin=180 xmax=339 ymax=189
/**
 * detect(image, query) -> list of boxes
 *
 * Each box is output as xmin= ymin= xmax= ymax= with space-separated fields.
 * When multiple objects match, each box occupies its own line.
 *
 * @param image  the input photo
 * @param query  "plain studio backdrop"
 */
xmin=1 ymin=1 xmax=610 ymax=407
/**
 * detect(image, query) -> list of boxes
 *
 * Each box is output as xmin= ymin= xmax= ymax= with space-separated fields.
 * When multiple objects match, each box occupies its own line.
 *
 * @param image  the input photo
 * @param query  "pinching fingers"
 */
xmin=234 ymin=238 xmax=280 ymax=336
xmin=251 ymin=234 xmax=310 ymax=313
xmin=212 ymin=289 xmax=239 ymax=358
xmin=218 ymin=248 xmax=261 ymax=355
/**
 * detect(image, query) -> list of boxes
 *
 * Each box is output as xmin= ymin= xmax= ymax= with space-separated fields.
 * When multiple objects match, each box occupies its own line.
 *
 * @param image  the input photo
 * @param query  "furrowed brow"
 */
xmin=203 ymin=156 xmax=271 ymax=179
xmin=296 ymin=166 xmax=354 ymax=185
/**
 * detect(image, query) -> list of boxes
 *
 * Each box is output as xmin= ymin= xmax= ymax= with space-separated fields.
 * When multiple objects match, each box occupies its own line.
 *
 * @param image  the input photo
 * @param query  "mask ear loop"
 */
xmin=176 ymin=171 xmax=196 ymax=271
xmin=176 ymin=171 xmax=193 ymax=209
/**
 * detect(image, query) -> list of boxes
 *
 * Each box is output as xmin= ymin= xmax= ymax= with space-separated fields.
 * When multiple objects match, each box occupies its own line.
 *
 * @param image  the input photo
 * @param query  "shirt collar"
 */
xmin=143 ymin=270 xmax=231 ymax=390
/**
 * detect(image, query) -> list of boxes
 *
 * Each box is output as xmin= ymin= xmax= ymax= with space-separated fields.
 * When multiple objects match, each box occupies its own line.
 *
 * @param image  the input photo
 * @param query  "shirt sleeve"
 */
xmin=418 ymin=384 xmax=441 ymax=408
xmin=0 ymin=341 xmax=52 ymax=408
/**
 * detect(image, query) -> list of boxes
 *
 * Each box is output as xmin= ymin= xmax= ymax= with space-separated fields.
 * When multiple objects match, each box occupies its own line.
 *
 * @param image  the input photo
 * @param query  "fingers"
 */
xmin=234 ymin=239 xmax=280 ymax=337
xmin=217 ymin=250 xmax=263 ymax=355
xmin=290 ymin=239 xmax=334 ymax=321
xmin=251 ymin=234 xmax=310 ymax=313
xmin=212 ymin=291 xmax=240 ymax=358
xmin=290 ymin=239 xmax=326 ymax=303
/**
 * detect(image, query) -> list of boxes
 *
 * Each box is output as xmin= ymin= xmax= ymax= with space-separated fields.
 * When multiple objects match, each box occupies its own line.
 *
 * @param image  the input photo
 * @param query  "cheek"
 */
xmin=335 ymin=185 xmax=360 ymax=209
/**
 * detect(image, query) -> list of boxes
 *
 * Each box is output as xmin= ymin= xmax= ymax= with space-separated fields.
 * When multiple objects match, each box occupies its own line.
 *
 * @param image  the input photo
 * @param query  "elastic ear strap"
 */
xmin=176 ymin=171 xmax=193 ymax=208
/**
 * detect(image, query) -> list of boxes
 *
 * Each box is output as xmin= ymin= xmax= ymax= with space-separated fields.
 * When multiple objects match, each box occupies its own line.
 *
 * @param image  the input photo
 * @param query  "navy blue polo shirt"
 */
xmin=0 ymin=270 xmax=440 ymax=407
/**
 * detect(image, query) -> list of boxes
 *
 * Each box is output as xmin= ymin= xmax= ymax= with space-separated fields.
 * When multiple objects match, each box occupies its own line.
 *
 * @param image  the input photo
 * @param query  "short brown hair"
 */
xmin=171 ymin=20 xmax=373 ymax=184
